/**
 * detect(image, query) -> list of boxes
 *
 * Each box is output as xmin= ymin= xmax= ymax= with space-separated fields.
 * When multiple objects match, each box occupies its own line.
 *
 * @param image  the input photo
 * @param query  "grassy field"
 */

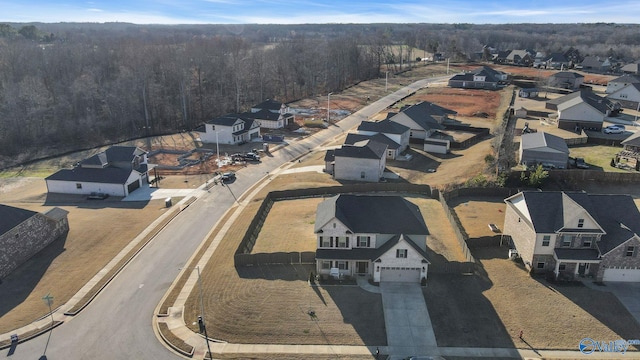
xmin=569 ymin=144 xmax=632 ymax=172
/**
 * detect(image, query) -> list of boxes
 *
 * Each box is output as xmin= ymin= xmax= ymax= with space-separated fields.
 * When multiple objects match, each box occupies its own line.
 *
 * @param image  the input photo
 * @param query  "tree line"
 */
xmin=2 ymin=22 xmax=640 ymax=167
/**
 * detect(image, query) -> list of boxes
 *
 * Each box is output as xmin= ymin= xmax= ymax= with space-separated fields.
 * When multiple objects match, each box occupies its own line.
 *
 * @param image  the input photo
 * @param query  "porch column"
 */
xmin=554 ymin=260 xmax=561 ymax=278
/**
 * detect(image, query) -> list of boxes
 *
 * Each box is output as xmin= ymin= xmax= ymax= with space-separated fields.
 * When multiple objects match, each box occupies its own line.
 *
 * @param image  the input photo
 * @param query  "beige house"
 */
xmin=324 ymin=140 xmax=387 ymax=182
xmin=503 ymin=191 xmax=640 ymax=282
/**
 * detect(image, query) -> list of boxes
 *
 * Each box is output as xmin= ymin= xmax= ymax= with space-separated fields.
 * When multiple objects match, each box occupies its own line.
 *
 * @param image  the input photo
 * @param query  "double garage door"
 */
xmin=380 ymin=267 xmax=421 ymax=283
xmin=603 ymin=268 xmax=640 ymax=282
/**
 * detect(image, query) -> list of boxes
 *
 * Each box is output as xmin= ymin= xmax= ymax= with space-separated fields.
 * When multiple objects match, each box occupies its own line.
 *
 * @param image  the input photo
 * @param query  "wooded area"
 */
xmin=2 ymin=22 xmax=640 ymax=167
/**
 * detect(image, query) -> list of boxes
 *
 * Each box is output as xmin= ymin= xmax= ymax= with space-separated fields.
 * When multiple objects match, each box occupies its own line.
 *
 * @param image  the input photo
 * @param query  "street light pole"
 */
xmin=215 ymin=130 xmax=220 ymax=169
xmin=327 ymin=92 xmax=333 ymax=123
xmin=385 ymin=72 xmax=388 ymax=92
xmin=196 ymin=266 xmax=213 ymax=359
xmin=42 ymin=293 xmax=55 ymax=358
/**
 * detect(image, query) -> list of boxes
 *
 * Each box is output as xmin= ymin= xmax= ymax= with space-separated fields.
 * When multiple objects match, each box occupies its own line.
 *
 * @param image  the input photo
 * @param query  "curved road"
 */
xmin=3 ymin=76 xmax=446 ymax=360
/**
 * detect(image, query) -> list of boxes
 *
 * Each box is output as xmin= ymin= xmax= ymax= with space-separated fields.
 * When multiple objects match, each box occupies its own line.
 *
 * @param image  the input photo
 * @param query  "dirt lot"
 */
xmin=446 ymin=195 xmax=640 ymax=350
xmin=0 ymin=177 xmax=168 ymax=334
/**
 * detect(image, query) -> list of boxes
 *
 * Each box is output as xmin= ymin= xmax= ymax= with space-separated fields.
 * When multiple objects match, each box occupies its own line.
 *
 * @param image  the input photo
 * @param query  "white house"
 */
xmin=199 ymin=114 xmax=261 ymax=145
xmin=388 ymin=101 xmax=451 ymax=140
xmin=606 ymin=83 xmax=640 ymax=109
xmin=354 ymin=119 xmax=410 ymax=159
xmin=249 ymin=99 xmax=295 ymax=129
xmin=605 ymin=74 xmax=640 ymax=94
xmin=45 ymin=146 xmax=152 ymax=197
xmin=315 ymin=194 xmax=430 ymax=283
xmin=325 ymin=140 xmax=387 ymax=182
xmin=549 ymin=90 xmax=618 ymax=131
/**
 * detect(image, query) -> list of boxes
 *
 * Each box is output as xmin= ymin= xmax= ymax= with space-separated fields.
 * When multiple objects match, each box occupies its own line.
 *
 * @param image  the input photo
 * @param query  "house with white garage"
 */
xmin=388 ymin=102 xmax=451 ymax=140
xmin=314 ymin=194 xmax=430 ymax=283
xmin=248 ymin=99 xmax=295 ymax=129
xmin=45 ymin=146 xmax=153 ymax=197
xmin=354 ymin=119 xmax=410 ymax=159
xmin=503 ymin=191 xmax=640 ymax=282
xmin=546 ymin=89 xmax=619 ymax=131
xmin=519 ymin=132 xmax=569 ymax=169
xmin=198 ymin=113 xmax=261 ymax=145
xmin=0 ymin=205 xmax=69 ymax=279
xmin=324 ymin=140 xmax=387 ymax=182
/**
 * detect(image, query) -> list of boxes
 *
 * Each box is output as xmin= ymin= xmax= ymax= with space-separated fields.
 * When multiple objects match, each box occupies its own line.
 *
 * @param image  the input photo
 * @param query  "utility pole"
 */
xmin=327 ymin=92 xmax=333 ymax=123
xmin=42 ymin=293 xmax=55 ymax=358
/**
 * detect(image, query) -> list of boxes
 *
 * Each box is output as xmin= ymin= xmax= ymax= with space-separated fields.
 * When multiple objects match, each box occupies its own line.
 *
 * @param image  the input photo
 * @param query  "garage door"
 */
xmin=127 ymin=180 xmax=140 ymax=194
xmin=380 ymin=267 xmax=421 ymax=283
xmin=603 ymin=268 xmax=640 ymax=282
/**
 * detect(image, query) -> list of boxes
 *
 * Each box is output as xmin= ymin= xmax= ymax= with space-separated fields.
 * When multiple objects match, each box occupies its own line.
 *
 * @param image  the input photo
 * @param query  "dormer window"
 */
xmin=578 ymin=219 xmax=584 ymax=228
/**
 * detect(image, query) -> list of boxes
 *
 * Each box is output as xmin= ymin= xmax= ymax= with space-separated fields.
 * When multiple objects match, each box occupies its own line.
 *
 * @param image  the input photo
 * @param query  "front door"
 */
xmin=578 ymin=263 xmax=586 ymax=276
xmin=356 ymin=261 xmax=368 ymax=274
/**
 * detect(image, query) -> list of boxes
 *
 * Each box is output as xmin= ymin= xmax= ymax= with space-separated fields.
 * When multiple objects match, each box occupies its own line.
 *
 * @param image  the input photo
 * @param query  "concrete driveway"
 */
xmin=380 ymin=282 xmax=438 ymax=360
xmin=605 ymin=282 xmax=640 ymax=325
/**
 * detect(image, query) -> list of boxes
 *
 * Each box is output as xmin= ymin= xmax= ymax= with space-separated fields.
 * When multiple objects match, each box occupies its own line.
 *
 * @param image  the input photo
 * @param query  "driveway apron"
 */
xmin=380 ymin=282 xmax=438 ymax=359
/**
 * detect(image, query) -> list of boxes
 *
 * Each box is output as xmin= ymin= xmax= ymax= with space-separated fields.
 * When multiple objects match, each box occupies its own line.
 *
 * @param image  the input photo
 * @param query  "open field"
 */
xmin=449 ymin=196 xmax=640 ymax=349
xmin=569 ymin=144 xmax=633 ymax=172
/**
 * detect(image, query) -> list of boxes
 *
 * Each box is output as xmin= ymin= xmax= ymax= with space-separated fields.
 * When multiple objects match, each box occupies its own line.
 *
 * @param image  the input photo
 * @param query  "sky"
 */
xmin=1 ymin=0 xmax=639 ymax=25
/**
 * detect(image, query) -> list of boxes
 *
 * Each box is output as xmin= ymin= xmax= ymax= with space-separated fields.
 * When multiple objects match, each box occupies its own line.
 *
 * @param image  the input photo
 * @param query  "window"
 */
xmin=537 ymin=262 xmax=545 ymax=269
xmin=333 ymin=223 xmax=336 ymax=228
xmin=626 ymin=246 xmax=635 ymax=257
xmin=562 ymin=236 xmax=572 ymax=247
xmin=396 ymin=249 xmax=408 ymax=258
xmin=582 ymin=237 xmax=593 ymax=248
xmin=360 ymin=171 xmax=365 ymax=179
xmin=337 ymin=261 xmax=348 ymax=270
xmin=559 ymin=264 xmax=566 ymax=271
xmin=321 ymin=237 xmax=331 ymax=248
xmin=578 ymin=219 xmax=584 ymax=228
xmin=76 ymin=183 xmax=82 ymax=189
xmin=357 ymin=236 xmax=370 ymax=247
xmin=321 ymin=261 xmax=331 ymax=269
xmin=337 ymin=237 xmax=349 ymax=248
xmin=542 ymin=235 xmax=550 ymax=247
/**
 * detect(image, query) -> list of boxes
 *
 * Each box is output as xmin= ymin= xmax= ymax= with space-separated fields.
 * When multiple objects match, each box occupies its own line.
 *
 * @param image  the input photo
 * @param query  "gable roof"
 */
xmin=622 ymin=131 xmax=640 ymax=147
xmin=551 ymin=71 xmax=584 ymax=80
xmin=46 ymin=166 xmax=133 ymax=184
xmin=244 ymin=109 xmax=280 ymax=121
xmin=506 ymin=50 xmax=533 ymax=61
xmin=609 ymin=74 xmax=640 ymax=84
xmin=505 ymin=191 xmax=640 ymax=255
xmin=621 ymin=63 xmax=640 ymax=74
xmin=315 ymin=194 xmax=429 ymax=235
xmin=345 ymin=133 xmax=400 ymax=150
xmin=552 ymin=89 xmax=616 ymax=114
xmin=252 ymin=99 xmax=285 ymax=111
xmin=0 ymin=204 xmax=38 ymax=236
xmin=581 ymin=56 xmax=606 ymax=68
xmin=333 ymin=140 xmax=387 ymax=160
xmin=392 ymin=102 xmax=448 ymax=132
xmin=450 ymin=66 xmax=504 ymax=84
xmin=357 ymin=119 xmax=410 ymax=135
xmin=315 ymin=234 xmax=430 ymax=262
xmin=521 ymin=132 xmax=569 ymax=154
xmin=205 ymin=114 xmax=246 ymax=127
xmin=545 ymin=53 xmax=568 ymax=63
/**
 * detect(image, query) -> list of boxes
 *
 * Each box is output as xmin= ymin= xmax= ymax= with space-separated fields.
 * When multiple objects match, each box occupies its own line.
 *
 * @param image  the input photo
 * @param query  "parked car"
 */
xmin=244 ymin=152 xmax=261 ymax=161
xmin=575 ymin=157 xmax=589 ymax=169
xmin=220 ymin=172 xmax=236 ymax=182
xmin=603 ymin=125 xmax=624 ymax=134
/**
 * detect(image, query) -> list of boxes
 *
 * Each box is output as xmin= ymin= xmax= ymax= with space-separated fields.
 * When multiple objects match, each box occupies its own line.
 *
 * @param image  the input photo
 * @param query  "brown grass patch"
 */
xmin=413 ymin=87 xmax=502 ymax=118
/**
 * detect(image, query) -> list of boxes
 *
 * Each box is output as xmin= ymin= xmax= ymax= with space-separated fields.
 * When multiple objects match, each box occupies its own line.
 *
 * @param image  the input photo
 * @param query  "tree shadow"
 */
xmin=0 ymin=233 xmax=68 ymax=318
xmin=43 ymin=193 xmax=148 ymax=209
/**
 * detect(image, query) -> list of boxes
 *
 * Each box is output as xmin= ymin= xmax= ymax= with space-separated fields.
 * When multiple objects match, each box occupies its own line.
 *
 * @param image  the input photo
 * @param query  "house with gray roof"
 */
xmin=248 ymin=99 xmax=294 ymax=129
xmin=546 ymin=89 xmax=619 ymax=131
xmin=580 ymin=56 xmax=611 ymax=73
xmin=324 ymin=139 xmax=387 ymax=182
xmin=505 ymin=50 xmax=534 ymax=66
xmin=448 ymin=66 xmax=508 ymax=90
xmin=605 ymin=74 xmax=640 ymax=94
xmin=45 ymin=146 xmax=153 ymax=197
xmin=541 ymin=53 xmax=569 ymax=70
xmin=621 ymin=62 xmax=640 ymax=75
xmin=504 ymin=191 xmax=640 ymax=282
xmin=621 ymin=131 xmax=640 ymax=153
xmin=606 ymin=82 xmax=640 ymax=109
xmin=315 ymin=194 xmax=430 ymax=283
xmin=0 ymin=204 xmax=69 ymax=279
xmin=198 ymin=113 xmax=261 ymax=145
xmin=355 ymin=119 xmax=410 ymax=159
xmin=519 ymin=132 xmax=569 ymax=169
xmin=548 ymin=71 xmax=584 ymax=90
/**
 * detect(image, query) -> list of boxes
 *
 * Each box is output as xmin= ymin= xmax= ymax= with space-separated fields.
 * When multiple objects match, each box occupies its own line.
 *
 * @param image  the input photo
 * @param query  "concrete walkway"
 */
xmin=380 ymin=283 xmax=438 ymax=359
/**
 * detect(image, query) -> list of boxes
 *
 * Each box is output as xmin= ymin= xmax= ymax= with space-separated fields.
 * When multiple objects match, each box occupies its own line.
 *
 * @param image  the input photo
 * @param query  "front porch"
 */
xmin=316 ymin=259 xmax=372 ymax=280
xmin=553 ymin=248 xmax=600 ymax=281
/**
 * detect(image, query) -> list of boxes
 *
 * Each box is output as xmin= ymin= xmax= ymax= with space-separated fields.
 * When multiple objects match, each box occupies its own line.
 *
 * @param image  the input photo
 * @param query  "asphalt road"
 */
xmin=3 ymin=76 xmax=446 ymax=360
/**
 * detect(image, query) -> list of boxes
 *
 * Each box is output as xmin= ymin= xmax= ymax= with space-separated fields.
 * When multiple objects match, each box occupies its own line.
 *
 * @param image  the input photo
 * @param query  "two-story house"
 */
xmin=545 ymin=89 xmax=619 ymax=131
xmin=353 ymin=119 xmax=410 ymax=159
xmin=448 ymin=66 xmax=508 ymax=89
xmin=503 ymin=191 xmax=640 ymax=282
xmin=314 ymin=194 xmax=430 ymax=283
xmin=45 ymin=146 xmax=153 ymax=197
xmin=248 ymin=99 xmax=295 ymax=129
xmin=199 ymin=113 xmax=261 ymax=145
xmin=324 ymin=140 xmax=387 ymax=182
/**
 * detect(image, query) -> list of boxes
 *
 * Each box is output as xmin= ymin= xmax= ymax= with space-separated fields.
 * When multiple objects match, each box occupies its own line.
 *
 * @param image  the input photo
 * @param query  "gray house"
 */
xmin=448 ymin=66 xmax=508 ymax=89
xmin=315 ymin=194 xmax=430 ymax=283
xmin=324 ymin=140 xmax=387 ymax=182
xmin=548 ymin=71 xmax=584 ymax=90
xmin=519 ymin=132 xmax=569 ymax=169
xmin=504 ymin=191 xmax=640 ymax=282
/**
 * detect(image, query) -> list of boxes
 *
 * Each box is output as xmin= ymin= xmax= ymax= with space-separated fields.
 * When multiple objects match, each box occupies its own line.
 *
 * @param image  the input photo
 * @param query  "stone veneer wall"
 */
xmin=597 ymin=237 xmax=640 ymax=281
xmin=0 ymin=213 xmax=69 ymax=279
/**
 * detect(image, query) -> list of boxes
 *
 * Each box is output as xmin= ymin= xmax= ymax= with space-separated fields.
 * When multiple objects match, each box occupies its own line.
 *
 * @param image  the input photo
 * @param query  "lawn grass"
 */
xmin=569 ymin=144 xmax=629 ymax=172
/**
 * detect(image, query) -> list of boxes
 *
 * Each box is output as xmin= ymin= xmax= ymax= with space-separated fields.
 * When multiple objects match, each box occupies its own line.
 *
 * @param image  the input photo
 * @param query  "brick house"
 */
xmin=314 ymin=194 xmax=430 ymax=283
xmin=0 ymin=205 xmax=69 ymax=279
xmin=503 ymin=191 xmax=640 ymax=282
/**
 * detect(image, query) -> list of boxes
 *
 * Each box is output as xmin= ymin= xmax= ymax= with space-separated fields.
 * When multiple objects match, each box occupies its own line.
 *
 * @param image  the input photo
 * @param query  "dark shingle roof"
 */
xmin=506 ymin=191 xmax=640 ymax=256
xmin=393 ymin=102 xmax=447 ymax=132
xmin=0 ymin=204 xmax=38 ymax=236
xmin=345 ymin=133 xmax=400 ymax=150
xmin=324 ymin=149 xmax=335 ymax=162
xmin=554 ymin=248 xmax=601 ymax=261
xmin=621 ymin=131 xmax=640 ymax=147
xmin=46 ymin=166 xmax=133 ymax=184
xmin=609 ymin=74 xmax=640 ymax=84
xmin=314 ymin=194 xmax=429 ymax=235
xmin=205 ymin=114 xmax=245 ymax=127
xmin=551 ymin=89 xmax=615 ymax=114
xmin=104 ymin=146 xmax=143 ymax=162
xmin=357 ymin=119 xmax=410 ymax=135
xmin=334 ymin=140 xmax=387 ymax=160
xmin=315 ymin=234 xmax=430 ymax=262
xmin=551 ymin=71 xmax=584 ymax=80
xmin=252 ymin=99 xmax=284 ymax=111
xmin=245 ymin=109 xmax=280 ymax=121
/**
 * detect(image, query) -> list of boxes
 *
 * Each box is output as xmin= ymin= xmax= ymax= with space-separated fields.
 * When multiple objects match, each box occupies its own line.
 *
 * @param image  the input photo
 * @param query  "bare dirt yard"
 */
xmin=445 ymin=195 xmax=640 ymax=350
xmin=0 ymin=178 xmax=169 ymax=334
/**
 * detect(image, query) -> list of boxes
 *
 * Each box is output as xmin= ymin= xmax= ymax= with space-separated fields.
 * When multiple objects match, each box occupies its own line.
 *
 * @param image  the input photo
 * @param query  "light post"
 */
xmin=385 ymin=71 xmax=388 ymax=92
xmin=42 ymin=293 xmax=55 ymax=358
xmin=327 ymin=92 xmax=333 ymax=123
xmin=196 ymin=266 xmax=213 ymax=359
xmin=215 ymin=130 xmax=220 ymax=169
